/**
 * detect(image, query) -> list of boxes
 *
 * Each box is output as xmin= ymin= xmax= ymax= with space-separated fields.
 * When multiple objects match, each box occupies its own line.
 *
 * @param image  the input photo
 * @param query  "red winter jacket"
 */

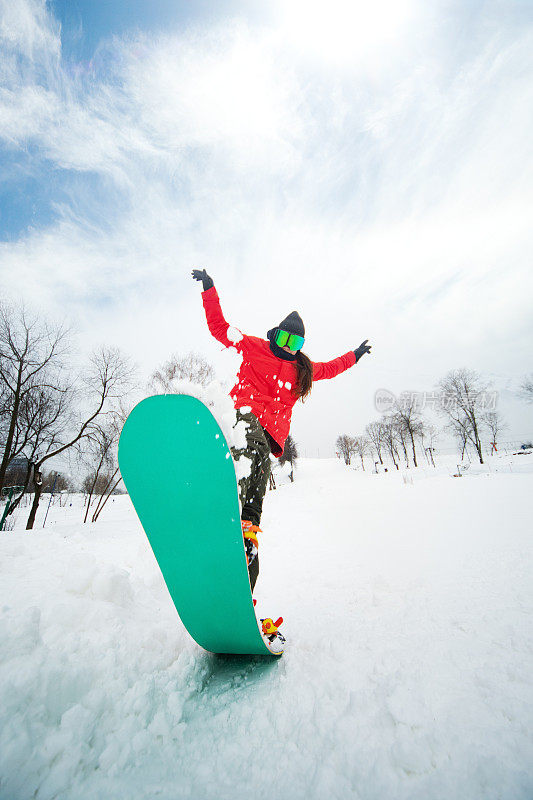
xmin=202 ymin=287 xmax=357 ymax=456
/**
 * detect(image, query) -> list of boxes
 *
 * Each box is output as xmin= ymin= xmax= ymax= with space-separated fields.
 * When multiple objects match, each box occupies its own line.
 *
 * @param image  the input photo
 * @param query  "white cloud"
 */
xmin=0 ymin=0 xmax=60 ymax=64
xmin=0 ymin=0 xmax=532 ymax=451
xmin=274 ymin=0 xmax=417 ymax=69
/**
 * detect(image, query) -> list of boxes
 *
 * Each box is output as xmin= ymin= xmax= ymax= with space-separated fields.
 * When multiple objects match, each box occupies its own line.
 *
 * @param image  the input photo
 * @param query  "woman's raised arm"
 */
xmin=192 ymin=269 xmax=244 ymax=351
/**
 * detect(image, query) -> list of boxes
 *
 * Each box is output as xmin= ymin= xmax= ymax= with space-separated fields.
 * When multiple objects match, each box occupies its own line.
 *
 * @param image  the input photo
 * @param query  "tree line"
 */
xmin=3 ymin=300 xmax=530 ymax=527
xmin=0 ymin=302 xmax=133 ymax=528
xmin=336 ymin=368 xmax=532 ymax=470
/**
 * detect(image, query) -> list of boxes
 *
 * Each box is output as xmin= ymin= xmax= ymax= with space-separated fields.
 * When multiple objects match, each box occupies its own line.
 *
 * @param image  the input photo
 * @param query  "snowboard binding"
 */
xmin=260 ymin=617 xmax=286 ymax=653
xmin=242 ymin=520 xmax=261 ymax=566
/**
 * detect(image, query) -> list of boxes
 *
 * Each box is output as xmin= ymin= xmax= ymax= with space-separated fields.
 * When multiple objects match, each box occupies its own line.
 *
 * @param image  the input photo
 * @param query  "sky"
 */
xmin=0 ymin=0 xmax=532 ymax=458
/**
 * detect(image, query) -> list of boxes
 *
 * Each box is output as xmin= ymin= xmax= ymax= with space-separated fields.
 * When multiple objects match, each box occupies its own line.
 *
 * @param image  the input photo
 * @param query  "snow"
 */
xmin=1 ymin=453 xmax=532 ymax=799
xmin=149 ymin=379 xmax=251 ymax=484
xmin=226 ymin=326 xmax=243 ymax=345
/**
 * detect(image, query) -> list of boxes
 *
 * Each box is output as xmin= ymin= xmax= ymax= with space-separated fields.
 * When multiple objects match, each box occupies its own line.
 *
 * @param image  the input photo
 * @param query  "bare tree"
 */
xmin=448 ymin=415 xmax=472 ymax=461
xmin=25 ymin=346 xmax=133 ymax=529
xmin=423 ymin=424 xmax=439 ymax=450
xmin=392 ymin=412 xmax=410 ymax=466
xmin=0 ymin=302 xmax=135 ymax=528
xmin=336 ymin=434 xmax=357 ymax=466
xmin=82 ymin=420 xmax=117 ymax=522
xmin=421 ymin=424 xmax=439 ymax=466
xmin=484 ymin=410 xmax=507 ymax=454
xmin=83 ymin=405 xmax=131 ymax=523
xmin=0 ymin=302 xmax=69 ymax=492
xmin=150 ymin=352 xmax=214 ymax=393
xmin=41 ymin=470 xmax=71 ymax=492
xmin=394 ymin=395 xmax=426 ymax=467
xmin=82 ymin=471 xmax=113 ymax=495
xmin=519 ymin=374 xmax=533 ymax=403
xmin=365 ymin=421 xmax=385 ymax=465
xmin=437 ymin=369 xmax=489 ymax=464
xmin=2 ymin=374 xmax=75 ymax=520
xmin=280 ymin=435 xmax=298 ymax=482
xmin=381 ymin=415 xmax=400 ymax=470
xmin=353 ymin=436 xmax=370 ymax=471
xmin=90 ymin=470 xmax=123 ymax=523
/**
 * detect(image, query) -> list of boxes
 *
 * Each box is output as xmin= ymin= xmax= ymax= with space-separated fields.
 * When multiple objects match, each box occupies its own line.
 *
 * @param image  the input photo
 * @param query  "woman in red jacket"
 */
xmin=192 ymin=268 xmax=371 ymax=591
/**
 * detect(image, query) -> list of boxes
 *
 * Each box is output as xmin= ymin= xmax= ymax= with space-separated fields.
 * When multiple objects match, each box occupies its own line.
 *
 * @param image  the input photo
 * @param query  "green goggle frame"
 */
xmin=274 ymin=328 xmax=305 ymax=351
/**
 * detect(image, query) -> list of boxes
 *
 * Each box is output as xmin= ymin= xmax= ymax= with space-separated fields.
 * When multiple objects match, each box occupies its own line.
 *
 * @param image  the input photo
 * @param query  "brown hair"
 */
xmin=295 ymin=351 xmax=313 ymax=402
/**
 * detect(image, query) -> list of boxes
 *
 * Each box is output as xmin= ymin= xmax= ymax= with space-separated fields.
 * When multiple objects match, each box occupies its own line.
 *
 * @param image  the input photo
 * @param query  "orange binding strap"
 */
xmin=242 ymin=520 xmax=262 ymax=547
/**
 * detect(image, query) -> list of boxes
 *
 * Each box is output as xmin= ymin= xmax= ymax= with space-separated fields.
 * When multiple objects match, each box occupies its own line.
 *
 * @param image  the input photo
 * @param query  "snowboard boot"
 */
xmin=242 ymin=520 xmax=261 ymax=566
xmin=261 ymin=617 xmax=286 ymax=653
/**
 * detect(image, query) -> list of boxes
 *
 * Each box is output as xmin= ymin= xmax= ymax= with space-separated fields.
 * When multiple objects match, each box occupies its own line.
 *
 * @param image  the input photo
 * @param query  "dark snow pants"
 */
xmin=231 ymin=409 xmax=272 ymax=592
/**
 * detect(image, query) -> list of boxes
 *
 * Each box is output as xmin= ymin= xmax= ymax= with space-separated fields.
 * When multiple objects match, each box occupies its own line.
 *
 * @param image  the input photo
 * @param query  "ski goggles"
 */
xmin=274 ymin=328 xmax=305 ymax=351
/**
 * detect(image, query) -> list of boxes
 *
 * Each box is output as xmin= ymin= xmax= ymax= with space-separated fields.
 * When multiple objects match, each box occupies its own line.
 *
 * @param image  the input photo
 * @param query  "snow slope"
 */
xmin=1 ymin=455 xmax=532 ymax=800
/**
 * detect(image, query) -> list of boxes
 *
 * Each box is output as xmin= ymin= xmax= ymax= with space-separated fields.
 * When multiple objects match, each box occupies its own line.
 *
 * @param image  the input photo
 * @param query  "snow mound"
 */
xmin=1 ymin=460 xmax=532 ymax=799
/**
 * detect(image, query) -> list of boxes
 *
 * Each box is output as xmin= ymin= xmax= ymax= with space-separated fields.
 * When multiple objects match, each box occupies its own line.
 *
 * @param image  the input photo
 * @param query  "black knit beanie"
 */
xmin=267 ymin=311 xmax=305 ymax=339
xmin=278 ymin=311 xmax=305 ymax=337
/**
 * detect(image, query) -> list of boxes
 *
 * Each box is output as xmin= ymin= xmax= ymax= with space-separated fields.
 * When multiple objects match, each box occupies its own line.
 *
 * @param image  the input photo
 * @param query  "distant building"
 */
xmin=4 ymin=455 xmax=30 ymax=487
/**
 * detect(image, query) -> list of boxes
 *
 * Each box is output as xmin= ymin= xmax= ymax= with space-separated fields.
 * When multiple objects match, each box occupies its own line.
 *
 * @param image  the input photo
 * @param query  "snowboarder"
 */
xmin=192 ymin=268 xmax=371 ymax=593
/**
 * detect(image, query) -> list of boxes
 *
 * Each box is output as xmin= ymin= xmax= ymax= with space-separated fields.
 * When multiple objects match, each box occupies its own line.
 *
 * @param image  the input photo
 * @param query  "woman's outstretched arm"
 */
xmin=192 ymin=269 xmax=244 ymax=350
xmin=312 ymin=351 xmax=356 ymax=381
xmin=312 ymin=340 xmax=371 ymax=381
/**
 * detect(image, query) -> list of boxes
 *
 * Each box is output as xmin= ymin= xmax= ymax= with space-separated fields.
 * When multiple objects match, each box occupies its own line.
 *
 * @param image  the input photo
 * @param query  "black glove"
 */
xmin=354 ymin=339 xmax=371 ymax=362
xmin=191 ymin=268 xmax=214 ymax=291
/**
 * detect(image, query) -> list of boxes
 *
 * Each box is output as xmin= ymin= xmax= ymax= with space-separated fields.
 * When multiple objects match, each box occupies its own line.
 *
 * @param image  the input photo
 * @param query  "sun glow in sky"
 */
xmin=277 ymin=0 xmax=416 ymax=65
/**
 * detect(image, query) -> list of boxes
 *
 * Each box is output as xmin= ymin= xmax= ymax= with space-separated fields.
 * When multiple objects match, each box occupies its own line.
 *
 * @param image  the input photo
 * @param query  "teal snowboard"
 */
xmin=118 ymin=393 xmax=282 ymax=656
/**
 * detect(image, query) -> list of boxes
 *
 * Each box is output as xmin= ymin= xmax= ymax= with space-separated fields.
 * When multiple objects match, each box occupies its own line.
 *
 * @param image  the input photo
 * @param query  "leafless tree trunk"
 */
xmin=26 ymin=347 xmax=133 ymax=529
xmin=446 ymin=415 xmax=471 ymax=461
xmin=354 ymin=436 xmax=370 ymax=471
xmin=392 ymin=414 xmax=410 ymax=466
xmin=437 ymin=369 xmax=489 ymax=464
xmin=336 ymin=434 xmax=356 ymax=466
xmin=420 ymin=424 xmax=438 ymax=467
xmin=92 ymin=468 xmax=122 ymax=522
xmin=2 ymin=374 xmax=73 ymax=522
xmin=483 ymin=410 xmax=506 ymax=453
xmin=381 ymin=416 xmax=400 ymax=469
xmin=365 ymin=421 xmax=385 ymax=465
xmin=394 ymin=395 xmax=426 ymax=467
xmin=0 ymin=302 xmax=68 ymax=493
xmin=82 ymin=421 xmax=117 ymax=523
xmin=520 ymin=374 xmax=533 ymax=403
xmin=422 ymin=424 xmax=438 ymax=451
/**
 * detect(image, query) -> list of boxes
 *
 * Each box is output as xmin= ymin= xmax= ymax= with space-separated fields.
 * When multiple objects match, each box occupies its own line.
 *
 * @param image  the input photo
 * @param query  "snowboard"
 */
xmin=118 ymin=393 xmax=283 ymax=656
